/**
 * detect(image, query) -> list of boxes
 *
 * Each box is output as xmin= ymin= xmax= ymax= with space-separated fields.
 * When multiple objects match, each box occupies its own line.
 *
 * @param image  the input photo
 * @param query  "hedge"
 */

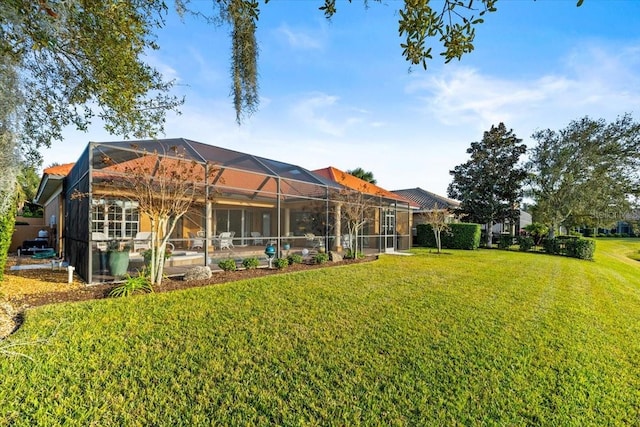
xmin=542 ymin=235 xmax=596 ymax=260
xmin=0 ymin=201 xmax=17 ymax=280
xmin=416 ymin=223 xmax=481 ymax=250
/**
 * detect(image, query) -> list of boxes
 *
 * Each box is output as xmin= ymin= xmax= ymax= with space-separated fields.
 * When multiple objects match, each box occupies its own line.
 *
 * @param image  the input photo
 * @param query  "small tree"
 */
xmin=333 ymin=182 xmax=379 ymax=258
xmin=90 ymin=145 xmax=217 ymax=286
xmin=420 ymin=203 xmax=450 ymax=253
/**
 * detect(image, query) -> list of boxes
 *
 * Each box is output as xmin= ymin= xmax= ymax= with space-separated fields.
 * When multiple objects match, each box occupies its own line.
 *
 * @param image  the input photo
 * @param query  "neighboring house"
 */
xmin=614 ymin=209 xmax=640 ymax=235
xmin=33 ymin=163 xmax=75 ymax=255
xmin=313 ymin=167 xmax=416 ymax=253
xmin=392 ymin=187 xmax=532 ymax=240
xmin=392 ymin=187 xmax=460 ymax=242
xmin=31 ymin=139 xmax=414 ymax=283
xmin=392 ymin=187 xmax=460 ymax=219
xmin=490 ymin=210 xmax=532 ymax=236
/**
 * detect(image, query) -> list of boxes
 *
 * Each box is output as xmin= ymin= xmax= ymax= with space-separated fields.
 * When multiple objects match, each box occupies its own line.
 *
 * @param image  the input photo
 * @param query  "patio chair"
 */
xmin=217 ymin=231 xmax=233 ymax=250
xmin=133 ymin=231 xmax=152 ymax=252
xmin=250 ymin=231 xmax=263 ymax=245
xmin=341 ymin=234 xmax=352 ymax=250
xmin=305 ymin=233 xmax=322 ymax=249
xmin=189 ymin=232 xmax=204 ymax=250
xmin=92 ymin=232 xmax=108 ymax=251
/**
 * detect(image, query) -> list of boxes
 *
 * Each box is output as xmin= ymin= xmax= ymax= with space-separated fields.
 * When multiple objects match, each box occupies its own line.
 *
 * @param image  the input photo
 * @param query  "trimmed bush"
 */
xmin=242 ymin=257 xmax=260 ymax=269
xmin=313 ymin=252 xmax=329 ymax=264
xmin=498 ymin=234 xmax=513 ymax=250
xmin=517 ymin=236 xmax=534 ymax=252
xmin=274 ymin=257 xmax=289 ymax=269
xmin=287 ymin=253 xmax=303 ymax=265
xmin=543 ymin=236 xmax=595 ymax=260
xmin=417 ymin=223 xmax=481 ymax=250
xmin=0 ymin=202 xmax=16 ymax=281
xmin=218 ymin=258 xmax=237 ymax=271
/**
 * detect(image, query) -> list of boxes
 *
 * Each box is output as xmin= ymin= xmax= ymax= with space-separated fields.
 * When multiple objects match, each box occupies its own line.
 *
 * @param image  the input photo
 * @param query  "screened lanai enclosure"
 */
xmin=63 ymin=139 xmax=412 ymax=283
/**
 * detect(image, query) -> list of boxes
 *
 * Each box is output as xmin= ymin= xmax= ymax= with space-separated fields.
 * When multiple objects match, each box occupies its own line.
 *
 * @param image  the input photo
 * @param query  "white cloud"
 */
xmin=289 ymin=93 xmax=351 ymax=137
xmin=275 ymin=24 xmax=324 ymax=50
xmin=407 ymin=40 xmax=640 ymax=140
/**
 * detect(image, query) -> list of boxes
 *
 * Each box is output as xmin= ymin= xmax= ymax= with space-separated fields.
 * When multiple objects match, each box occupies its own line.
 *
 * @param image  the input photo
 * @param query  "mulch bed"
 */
xmin=6 ymin=257 xmax=376 ymax=309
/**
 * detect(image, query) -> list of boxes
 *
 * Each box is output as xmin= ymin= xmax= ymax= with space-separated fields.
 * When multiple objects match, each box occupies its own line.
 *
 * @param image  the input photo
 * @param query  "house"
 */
xmin=33 ymin=163 xmax=75 ymax=255
xmin=33 ymin=138 xmax=413 ymax=283
xmin=313 ymin=167 xmax=416 ymax=253
xmin=391 ymin=187 xmax=460 ymax=242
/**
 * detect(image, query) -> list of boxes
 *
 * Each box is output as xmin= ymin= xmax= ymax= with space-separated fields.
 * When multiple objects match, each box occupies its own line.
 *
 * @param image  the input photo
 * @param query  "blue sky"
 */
xmin=43 ymin=0 xmax=640 ymax=196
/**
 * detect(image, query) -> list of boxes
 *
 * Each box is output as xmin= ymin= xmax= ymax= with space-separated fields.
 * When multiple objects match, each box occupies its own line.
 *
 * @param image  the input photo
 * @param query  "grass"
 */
xmin=1 ymin=239 xmax=640 ymax=425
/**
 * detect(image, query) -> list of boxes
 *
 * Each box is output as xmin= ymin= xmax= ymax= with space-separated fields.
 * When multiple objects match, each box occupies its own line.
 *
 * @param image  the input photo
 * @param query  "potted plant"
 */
xmin=107 ymin=240 xmax=131 ymax=277
xmin=142 ymin=248 xmax=172 ymax=267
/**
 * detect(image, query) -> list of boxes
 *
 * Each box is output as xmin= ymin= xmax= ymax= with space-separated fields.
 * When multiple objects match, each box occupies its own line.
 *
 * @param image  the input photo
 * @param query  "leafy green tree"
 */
xmin=16 ymin=163 xmax=40 ymax=205
xmin=447 ymin=123 xmax=527 ymax=248
xmin=2 ymin=0 xmax=183 ymax=162
xmin=347 ymin=167 xmax=377 ymax=184
xmin=527 ymin=115 xmax=640 ymax=237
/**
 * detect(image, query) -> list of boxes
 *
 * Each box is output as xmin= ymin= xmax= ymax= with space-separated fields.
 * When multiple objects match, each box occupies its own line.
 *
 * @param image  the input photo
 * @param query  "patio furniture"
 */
xmin=305 ymin=233 xmax=322 ymax=249
xmin=189 ymin=232 xmax=204 ymax=250
xmin=92 ymin=232 xmax=108 ymax=251
xmin=215 ymin=231 xmax=234 ymax=250
xmin=133 ymin=231 xmax=152 ymax=252
xmin=341 ymin=234 xmax=353 ymax=249
xmin=250 ymin=231 xmax=263 ymax=245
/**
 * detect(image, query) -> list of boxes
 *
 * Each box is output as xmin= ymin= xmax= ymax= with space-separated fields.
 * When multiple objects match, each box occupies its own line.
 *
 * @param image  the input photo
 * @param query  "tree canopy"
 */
xmin=347 ymin=167 xmax=377 ymax=184
xmin=448 ymin=123 xmax=527 ymax=246
xmin=526 ymin=114 xmax=640 ymax=236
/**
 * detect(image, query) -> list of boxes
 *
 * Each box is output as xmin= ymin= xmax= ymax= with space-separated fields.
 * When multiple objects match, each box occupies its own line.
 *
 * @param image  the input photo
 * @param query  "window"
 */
xmin=92 ymin=199 xmax=139 ymax=238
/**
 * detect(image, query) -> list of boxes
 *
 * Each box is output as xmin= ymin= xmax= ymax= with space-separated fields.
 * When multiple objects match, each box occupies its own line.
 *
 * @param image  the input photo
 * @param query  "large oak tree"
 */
xmin=527 ymin=115 xmax=640 ymax=237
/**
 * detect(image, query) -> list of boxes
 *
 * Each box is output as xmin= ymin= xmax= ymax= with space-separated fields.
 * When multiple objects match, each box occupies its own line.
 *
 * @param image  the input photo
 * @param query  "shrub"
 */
xmin=313 ymin=252 xmax=329 ymax=264
xmin=416 ymin=223 xmax=480 ymax=250
xmin=517 ymin=236 xmax=534 ymax=252
xmin=343 ymin=249 xmax=364 ymax=259
xmin=274 ymin=257 xmax=289 ymax=269
xmin=524 ymin=223 xmax=549 ymax=246
xmin=109 ymin=273 xmax=153 ymax=297
xmin=543 ymin=236 xmax=595 ymax=260
xmin=449 ymin=223 xmax=481 ymax=250
xmin=242 ymin=257 xmax=260 ymax=269
xmin=565 ymin=238 xmax=596 ymax=260
xmin=498 ymin=234 xmax=513 ymax=250
xmin=218 ymin=258 xmax=237 ymax=271
xmin=0 ymin=201 xmax=16 ymax=281
xmin=287 ymin=253 xmax=303 ymax=265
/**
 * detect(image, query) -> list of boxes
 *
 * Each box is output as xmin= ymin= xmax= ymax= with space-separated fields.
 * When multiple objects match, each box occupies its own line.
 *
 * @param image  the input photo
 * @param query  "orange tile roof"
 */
xmin=313 ymin=166 xmax=416 ymax=206
xmin=44 ymin=163 xmax=75 ymax=176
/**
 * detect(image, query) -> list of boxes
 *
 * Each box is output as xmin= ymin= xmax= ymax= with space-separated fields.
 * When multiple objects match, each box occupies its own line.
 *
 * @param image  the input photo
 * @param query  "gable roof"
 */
xmin=34 ymin=163 xmax=75 ymax=205
xmin=313 ymin=166 xmax=416 ymax=205
xmin=392 ymin=187 xmax=460 ymax=210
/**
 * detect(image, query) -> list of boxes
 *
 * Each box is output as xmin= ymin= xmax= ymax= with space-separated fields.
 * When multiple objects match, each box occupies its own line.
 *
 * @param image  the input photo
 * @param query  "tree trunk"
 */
xmin=486 ymin=222 xmax=493 ymax=248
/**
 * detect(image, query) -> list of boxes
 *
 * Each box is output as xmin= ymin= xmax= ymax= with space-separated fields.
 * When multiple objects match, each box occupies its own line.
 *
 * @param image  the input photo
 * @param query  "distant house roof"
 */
xmin=391 ymin=187 xmax=460 ymax=210
xmin=313 ymin=166 xmax=416 ymax=206
xmin=34 ymin=163 xmax=75 ymax=205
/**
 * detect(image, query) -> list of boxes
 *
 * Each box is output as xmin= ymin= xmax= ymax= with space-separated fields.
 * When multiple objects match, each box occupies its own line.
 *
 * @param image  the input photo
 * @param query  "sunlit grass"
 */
xmin=1 ymin=239 xmax=639 ymax=425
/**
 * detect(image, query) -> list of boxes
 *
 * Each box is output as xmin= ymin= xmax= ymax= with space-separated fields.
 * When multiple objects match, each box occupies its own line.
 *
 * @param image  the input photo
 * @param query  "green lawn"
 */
xmin=1 ymin=239 xmax=639 ymax=425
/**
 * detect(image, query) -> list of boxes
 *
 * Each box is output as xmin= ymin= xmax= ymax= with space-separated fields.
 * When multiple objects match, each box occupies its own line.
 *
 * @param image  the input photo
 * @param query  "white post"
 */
xmin=67 ymin=266 xmax=75 ymax=284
